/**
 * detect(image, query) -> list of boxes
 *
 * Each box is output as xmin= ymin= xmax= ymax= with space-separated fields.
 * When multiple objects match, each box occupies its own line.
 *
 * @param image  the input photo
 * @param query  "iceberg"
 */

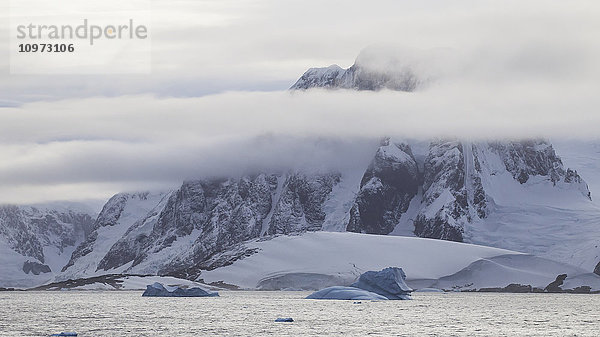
xmin=142 ymin=282 xmax=219 ymax=297
xmin=351 ymin=267 xmax=412 ymax=300
xmin=306 ymin=267 xmax=413 ymax=300
xmin=305 ymin=286 xmax=388 ymax=300
xmin=275 ymin=317 xmax=294 ymax=322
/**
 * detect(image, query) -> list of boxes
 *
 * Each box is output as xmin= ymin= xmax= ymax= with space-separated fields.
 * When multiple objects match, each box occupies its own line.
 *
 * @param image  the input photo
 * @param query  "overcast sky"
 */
xmin=1 ymin=0 xmax=599 ymax=205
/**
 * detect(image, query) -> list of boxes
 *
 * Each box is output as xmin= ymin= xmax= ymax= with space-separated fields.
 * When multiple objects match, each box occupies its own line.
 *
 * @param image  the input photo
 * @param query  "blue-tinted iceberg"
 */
xmin=306 ymin=286 xmax=388 ymax=300
xmin=351 ymin=267 xmax=412 ymax=300
xmin=142 ymin=282 xmax=219 ymax=297
xmin=275 ymin=317 xmax=294 ymax=322
xmin=306 ymin=267 xmax=413 ymax=300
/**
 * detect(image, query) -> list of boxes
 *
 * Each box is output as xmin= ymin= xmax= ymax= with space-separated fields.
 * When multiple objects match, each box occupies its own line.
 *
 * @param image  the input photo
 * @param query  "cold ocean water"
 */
xmin=1 ymin=291 xmax=599 ymax=336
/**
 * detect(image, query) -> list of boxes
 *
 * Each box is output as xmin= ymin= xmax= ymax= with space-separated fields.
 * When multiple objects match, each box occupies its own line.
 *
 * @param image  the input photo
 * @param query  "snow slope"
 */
xmin=198 ymin=231 xmax=518 ymax=290
xmin=0 ymin=237 xmax=56 ymax=288
xmin=464 ymin=143 xmax=600 ymax=270
xmin=0 ymin=204 xmax=95 ymax=288
xmin=424 ymin=254 xmax=600 ymax=291
xmin=59 ymin=192 xmax=170 ymax=281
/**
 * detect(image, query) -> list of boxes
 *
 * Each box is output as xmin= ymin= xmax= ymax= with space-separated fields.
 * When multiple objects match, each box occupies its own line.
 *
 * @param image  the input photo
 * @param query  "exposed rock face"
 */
xmin=482 ymin=283 xmax=534 ymax=293
xmin=491 ymin=140 xmax=564 ymax=184
xmin=594 ymin=262 xmax=600 ymax=276
xmin=6 ymin=50 xmax=595 ymax=289
xmin=22 ymin=261 xmax=51 ymax=275
xmin=292 ymin=53 xmax=591 ymax=245
xmin=470 ymin=146 xmax=488 ymax=218
xmin=347 ymin=139 xmax=419 ymax=234
xmin=413 ymin=141 xmax=468 ymax=242
xmin=267 ymin=172 xmax=341 ymax=234
xmin=98 ymin=175 xmax=277 ymax=273
xmin=545 ymin=274 xmax=568 ymax=293
xmin=489 ymin=140 xmax=590 ymax=198
xmin=0 ymin=205 xmax=94 ymax=264
xmin=348 ymin=138 xmax=591 ymax=242
xmin=291 ymin=63 xmax=419 ymax=92
xmin=90 ymin=171 xmax=341 ymax=278
xmin=94 ymin=193 xmax=171 ymax=272
xmin=61 ymin=192 xmax=159 ymax=273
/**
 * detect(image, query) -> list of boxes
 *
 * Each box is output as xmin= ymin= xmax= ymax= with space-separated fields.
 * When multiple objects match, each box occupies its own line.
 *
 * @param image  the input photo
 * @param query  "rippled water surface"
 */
xmin=1 ymin=291 xmax=599 ymax=336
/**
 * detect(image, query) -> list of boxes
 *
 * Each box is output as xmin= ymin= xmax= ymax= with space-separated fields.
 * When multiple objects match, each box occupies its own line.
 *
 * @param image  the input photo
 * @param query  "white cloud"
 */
xmin=1 ymin=0 xmax=599 ymax=203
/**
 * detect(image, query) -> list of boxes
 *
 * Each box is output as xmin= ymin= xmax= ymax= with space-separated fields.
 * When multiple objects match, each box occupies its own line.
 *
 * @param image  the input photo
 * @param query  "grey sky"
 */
xmin=1 ymin=0 xmax=599 ymax=204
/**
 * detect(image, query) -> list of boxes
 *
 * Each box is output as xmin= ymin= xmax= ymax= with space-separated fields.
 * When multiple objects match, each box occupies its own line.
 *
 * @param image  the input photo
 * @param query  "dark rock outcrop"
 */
xmin=545 ymin=274 xmax=568 ymax=293
xmin=347 ymin=139 xmax=419 ymax=234
xmin=291 ymin=63 xmax=419 ymax=92
xmin=62 ymin=193 xmax=151 ymax=272
xmin=99 ymin=175 xmax=277 ymax=273
xmin=267 ymin=172 xmax=341 ymax=234
xmin=478 ymin=284 xmax=533 ymax=293
xmin=413 ymin=141 xmax=467 ymax=242
xmin=489 ymin=140 xmax=591 ymax=199
xmin=92 ymin=172 xmax=341 ymax=278
xmin=22 ymin=261 xmax=51 ymax=275
xmin=594 ymin=262 xmax=600 ymax=276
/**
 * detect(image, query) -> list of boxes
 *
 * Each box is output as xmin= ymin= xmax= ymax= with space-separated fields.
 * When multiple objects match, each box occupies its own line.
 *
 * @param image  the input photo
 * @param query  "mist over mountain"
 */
xmin=2 ymin=49 xmax=599 ymax=290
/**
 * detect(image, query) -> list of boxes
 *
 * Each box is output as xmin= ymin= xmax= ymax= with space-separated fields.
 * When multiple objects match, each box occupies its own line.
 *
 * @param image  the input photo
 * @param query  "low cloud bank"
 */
xmin=1 ymin=84 xmax=599 ymax=204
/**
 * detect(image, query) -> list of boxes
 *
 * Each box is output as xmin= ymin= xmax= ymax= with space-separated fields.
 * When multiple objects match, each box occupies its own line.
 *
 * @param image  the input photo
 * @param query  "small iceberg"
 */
xmin=142 ymin=282 xmax=219 ymax=297
xmin=306 ymin=267 xmax=413 ymax=300
xmin=50 ymin=333 xmax=77 ymax=337
xmin=306 ymin=286 xmax=388 ymax=300
xmin=275 ymin=317 xmax=294 ymax=322
xmin=414 ymin=288 xmax=444 ymax=293
xmin=351 ymin=267 xmax=412 ymax=300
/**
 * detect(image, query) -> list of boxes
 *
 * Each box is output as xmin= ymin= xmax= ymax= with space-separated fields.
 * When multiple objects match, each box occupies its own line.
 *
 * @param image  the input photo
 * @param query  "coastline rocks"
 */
xmin=545 ymin=274 xmax=568 ymax=293
xmin=142 ymin=282 xmax=219 ymax=297
xmin=414 ymin=288 xmax=444 ymax=293
xmin=478 ymin=284 xmax=539 ymax=293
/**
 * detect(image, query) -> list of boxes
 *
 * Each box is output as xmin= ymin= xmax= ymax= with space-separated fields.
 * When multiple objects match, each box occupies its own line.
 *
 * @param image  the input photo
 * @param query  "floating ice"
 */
xmin=275 ymin=317 xmax=294 ymax=322
xmin=351 ymin=267 xmax=412 ymax=300
xmin=306 ymin=286 xmax=388 ymax=300
xmin=306 ymin=267 xmax=413 ymax=300
xmin=141 ymin=282 xmax=219 ymax=297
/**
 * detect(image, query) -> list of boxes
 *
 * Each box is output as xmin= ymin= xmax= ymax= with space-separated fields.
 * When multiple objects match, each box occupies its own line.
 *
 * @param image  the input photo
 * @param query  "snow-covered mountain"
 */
xmin=2 ymin=50 xmax=599 ymax=290
xmin=0 ymin=203 xmax=95 ymax=287
xmin=291 ymin=47 xmax=424 ymax=91
xmin=56 ymin=172 xmax=350 ymax=281
xmin=59 ymin=192 xmax=170 ymax=281
xmin=288 ymin=52 xmax=597 ymax=273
